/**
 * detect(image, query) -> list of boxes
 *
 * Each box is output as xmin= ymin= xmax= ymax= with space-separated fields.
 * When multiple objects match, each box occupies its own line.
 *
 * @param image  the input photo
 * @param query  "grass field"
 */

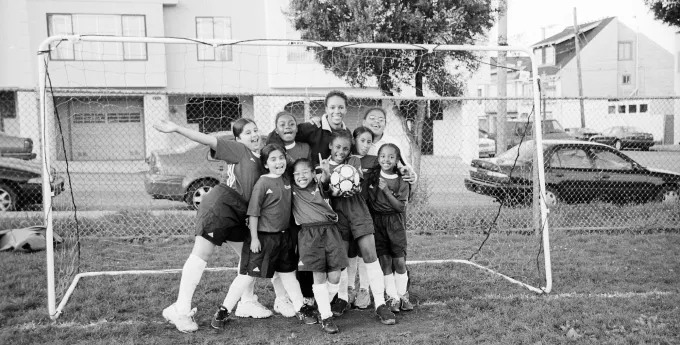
xmin=1 ymin=229 xmax=679 ymax=344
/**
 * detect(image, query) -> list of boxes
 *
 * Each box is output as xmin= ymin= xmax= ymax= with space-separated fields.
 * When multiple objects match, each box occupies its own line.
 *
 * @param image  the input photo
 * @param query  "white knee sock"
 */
xmin=365 ymin=260 xmax=386 ymax=309
xmin=358 ymin=260 xmax=369 ymax=290
xmin=313 ymin=283 xmax=332 ymax=320
xmin=337 ymin=269 xmax=349 ymax=301
xmin=271 ymin=272 xmax=289 ymax=300
xmin=347 ymin=257 xmax=358 ymax=289
xmin=176 ymin=254 xmax=206 ymax=314
xmin=222 ymin=274 xmax=254 ymax=312
xmin=395 ymin=272 xmax=409 ymax=296
xmin=278 ymin=271 xmax=304 ymax=311
xmin=384 ymin=273 xmax=399 ymax=300
xmin=240 ymin=278 xmax=257 ymax=303
xmin=327 ymin=282 xmax=339 ymax=302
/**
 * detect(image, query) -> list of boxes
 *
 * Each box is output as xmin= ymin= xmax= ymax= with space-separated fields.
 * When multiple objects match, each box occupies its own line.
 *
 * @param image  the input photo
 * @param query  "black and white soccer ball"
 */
xmin=329 ymin=164 xmax=360 ymax=194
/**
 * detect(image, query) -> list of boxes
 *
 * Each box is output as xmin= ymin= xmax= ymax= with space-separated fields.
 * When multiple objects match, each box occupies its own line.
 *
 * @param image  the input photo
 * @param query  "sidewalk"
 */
xmin=651 ymin=145 xmax=680 ymax=152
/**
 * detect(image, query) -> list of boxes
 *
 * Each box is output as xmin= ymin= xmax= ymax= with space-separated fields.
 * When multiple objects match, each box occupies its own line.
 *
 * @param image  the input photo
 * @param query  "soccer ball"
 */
xmin=329 ymin=164 xmax=360 ymax=194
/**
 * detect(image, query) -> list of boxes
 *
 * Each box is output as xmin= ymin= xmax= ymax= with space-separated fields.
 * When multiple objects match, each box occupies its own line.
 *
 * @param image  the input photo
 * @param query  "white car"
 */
xmin=479 ymin=129 xmax=496 ymax=157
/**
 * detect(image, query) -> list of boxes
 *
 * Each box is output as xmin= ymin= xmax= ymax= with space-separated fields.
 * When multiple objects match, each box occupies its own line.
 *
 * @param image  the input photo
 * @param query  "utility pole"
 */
xmin=496 ymin=0 xmax=507 ymax=153
xmin=573 ymin=7 xmax=586 ymax=127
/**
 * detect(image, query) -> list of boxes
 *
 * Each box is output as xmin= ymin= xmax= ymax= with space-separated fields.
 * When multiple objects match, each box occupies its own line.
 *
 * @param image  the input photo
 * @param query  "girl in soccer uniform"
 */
xmin=365 ymin=143 xmax=414 ymax=313
xmin=291 ymin=158 xmax=347 ymax=334
xmin=212 ymin=144 xmax=314 ymax=329
xmin=344 ymin=126 xmax=377 ymax=309
xmin=155 ymin=118 xmax=269 ymax=333
xmin=319 ymin=131 xmax=397 ymax=325
xmin=265 ymin=111 xmax=315 ymax=317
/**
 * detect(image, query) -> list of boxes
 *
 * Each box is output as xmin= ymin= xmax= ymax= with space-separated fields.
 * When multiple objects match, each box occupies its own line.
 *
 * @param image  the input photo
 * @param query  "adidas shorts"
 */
xmin=195 ymin=185 xmax=249 ymax=245
xmin=336 ymin=209 xmax=374 ymax=242
xmin=373 ymin=213 xmax=407 ymax=258
xmin=239 ymin=231 xmax=291 ymax=278
xmin=297 ymin=223 xmax=348 ymax=272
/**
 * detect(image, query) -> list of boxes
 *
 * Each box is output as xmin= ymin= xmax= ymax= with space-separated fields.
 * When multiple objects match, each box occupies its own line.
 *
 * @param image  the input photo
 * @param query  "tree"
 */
xmin=287 ymin=0 xmax=495 ymax=199
xmin=645 ymin=0 xmax=680 ymax=28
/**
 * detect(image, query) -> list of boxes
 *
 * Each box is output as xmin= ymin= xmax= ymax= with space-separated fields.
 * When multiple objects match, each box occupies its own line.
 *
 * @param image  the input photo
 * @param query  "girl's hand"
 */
xmin=378 ymin=178 xmax=387 ymax=190
xmin=153 ymin=119 xmax=179 ymax=133
xmin=400 ymin=166 xmax=418 ymax=184
xmin=250 ymin=238 xmax=261 ymax=253
xmin=309 ymin=116 xmax=322 ymax=128
xmin=318 ymin=153 xmax=331 ymax=175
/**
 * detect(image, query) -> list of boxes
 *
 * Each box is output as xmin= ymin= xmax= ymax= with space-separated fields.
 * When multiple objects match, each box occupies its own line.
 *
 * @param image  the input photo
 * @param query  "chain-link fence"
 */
xmin=2 ymin=87 xmax=680 ymax=297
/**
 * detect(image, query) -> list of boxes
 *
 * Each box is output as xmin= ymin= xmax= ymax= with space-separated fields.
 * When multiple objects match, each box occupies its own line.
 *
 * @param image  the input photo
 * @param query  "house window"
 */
xmin=477 ymin=88 xmax=483 ymax=104
xmin=640 ymin=104 xmax=648 ymax=113
xmin=0 ymin=91 xmax=16 ymax=119
xmin=618 ymin=42 xmax=632 ymax=61
xmin=47 ymin=14 xmax=147 ymax=60
xmin=619 ymin=105 xmax=626 ymax=114
xmin=622 ymin=75 xmax=631 ymax=85
xmin=629 ymin=104 xmax=637 ymax=113
xmin=608 ymin=105 xmax=616 ymax=114
xmin=196 ymin=17 xmax=232 ymax=61
xmin=544 ymin=46 xmax=555 ymax=65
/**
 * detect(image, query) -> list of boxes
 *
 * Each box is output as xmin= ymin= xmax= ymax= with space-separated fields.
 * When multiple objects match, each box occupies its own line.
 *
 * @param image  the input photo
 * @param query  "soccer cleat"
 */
xmin=330 ymin=298 xmax=350 ymax=317
xmin=162 ymin=303 xmax=198 ymax=333
xmin=400 ymin=292 xmax=414 ymax=311
xmin=375 ymin=304 xmax=396 ymax=325
xmin=297 ymin=304 xmax=318 ymax=325
xmin=387 ymin=296 xmax=401 ymax=313
xmin=320 ymin=316 xmax=339 ymax=334
xmin=274 ymin=296 xmax=296 ymax=318
xmin=354 ymin=288 xmax=371 ymax=309
xmin=210 ymin=306 xmax=230 ymax=329
xmin=347 ymin=287 xmax=357 ymax=306
xmin=234 ymin=297 xmax=273 ymax=319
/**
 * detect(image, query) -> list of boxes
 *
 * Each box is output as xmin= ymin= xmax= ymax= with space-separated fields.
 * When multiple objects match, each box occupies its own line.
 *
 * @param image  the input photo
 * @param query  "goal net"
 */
xmin=34 ymin=35 xmax=551 ymax=319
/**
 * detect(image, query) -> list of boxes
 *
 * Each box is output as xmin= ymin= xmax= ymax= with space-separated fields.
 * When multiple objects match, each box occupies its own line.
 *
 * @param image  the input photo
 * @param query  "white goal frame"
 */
xmin=37 ymin=35 xmax=552 ymax=320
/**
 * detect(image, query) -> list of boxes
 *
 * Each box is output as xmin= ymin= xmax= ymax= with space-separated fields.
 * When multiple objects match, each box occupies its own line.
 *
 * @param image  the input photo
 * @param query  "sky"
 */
xmin=487 ymin=0 xmax=676 ymax=53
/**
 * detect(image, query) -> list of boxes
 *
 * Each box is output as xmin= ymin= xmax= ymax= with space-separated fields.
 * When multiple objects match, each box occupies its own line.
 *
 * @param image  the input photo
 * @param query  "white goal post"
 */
xmin=37 ymin=35 xmax=552 ymax=320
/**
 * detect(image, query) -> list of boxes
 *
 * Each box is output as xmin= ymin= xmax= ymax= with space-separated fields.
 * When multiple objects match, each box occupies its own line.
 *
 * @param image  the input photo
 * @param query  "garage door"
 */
xmin=70 ymin=97 xmax=145 ymax=161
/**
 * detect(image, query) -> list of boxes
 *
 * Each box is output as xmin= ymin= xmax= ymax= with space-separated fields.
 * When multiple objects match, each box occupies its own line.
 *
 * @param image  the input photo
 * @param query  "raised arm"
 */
xmin=154 ymin=119 xmax=218 ymax=150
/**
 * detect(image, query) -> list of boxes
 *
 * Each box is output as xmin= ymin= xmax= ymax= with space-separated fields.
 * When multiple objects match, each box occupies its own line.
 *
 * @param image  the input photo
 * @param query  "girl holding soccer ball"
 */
xmin=318 ymin=131 xmax=397 ymax=325
xmin=366 ymin=143 xmax=414 ymax=313
xmin=154 ymin=118 xmax=272 ymax=333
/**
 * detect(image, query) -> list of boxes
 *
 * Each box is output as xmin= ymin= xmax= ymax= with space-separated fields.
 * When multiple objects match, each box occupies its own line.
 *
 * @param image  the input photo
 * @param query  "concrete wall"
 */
xmin=0 ymin=0 xmax=35 ymax=88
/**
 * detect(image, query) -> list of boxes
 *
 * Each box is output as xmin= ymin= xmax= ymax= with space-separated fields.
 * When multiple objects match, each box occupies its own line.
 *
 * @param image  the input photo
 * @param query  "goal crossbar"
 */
xmin=37 ymin=35 xmax=552 ymax=320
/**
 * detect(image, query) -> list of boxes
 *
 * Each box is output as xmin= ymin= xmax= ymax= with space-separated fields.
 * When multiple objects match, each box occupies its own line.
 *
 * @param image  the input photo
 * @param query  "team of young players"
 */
xmin=156 ymin=91 xmax=413 ymax=334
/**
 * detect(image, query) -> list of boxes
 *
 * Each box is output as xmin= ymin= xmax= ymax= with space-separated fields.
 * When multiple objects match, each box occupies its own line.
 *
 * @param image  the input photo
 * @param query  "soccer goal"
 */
xmin=36 ymin=35 xmax=551 ymax=320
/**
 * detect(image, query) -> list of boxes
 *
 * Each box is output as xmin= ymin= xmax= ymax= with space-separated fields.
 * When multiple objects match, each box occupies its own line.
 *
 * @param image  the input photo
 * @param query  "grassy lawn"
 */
xmin=1 ymin=230 xmax=679 ymax=344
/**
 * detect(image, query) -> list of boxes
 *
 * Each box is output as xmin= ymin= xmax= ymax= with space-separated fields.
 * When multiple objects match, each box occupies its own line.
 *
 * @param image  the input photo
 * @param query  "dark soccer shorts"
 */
xmin=373 ymin=213 xmax=407 ymax=258
xmin=336 ymin=209 xmax=374 ymax=242
xmin=239 ymin=231 xmax=297 ymax=278
xmin=297 ymin=223 xmax=349 ymax=273
xmin=195 ymin=185 xmax=249 ymax=245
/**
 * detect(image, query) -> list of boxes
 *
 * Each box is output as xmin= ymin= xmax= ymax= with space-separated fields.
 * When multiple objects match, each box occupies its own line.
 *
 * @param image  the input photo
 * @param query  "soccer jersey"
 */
xmin=285 ymin=142 xmax=312 ymax=162
xmin=211 ymin=137 xmax=265 ymax=203
xmin=328 ymin=156 xmax=374 ymax=239
xmin=292 ymin=181 xmax=338 ymax=225
xmin=296 ymin=115 xmax=351 ymax=165
xmin=367 ymin=170 xmax=410 ymax=214
xmin=354 ymin=154 xmax=378 ymax=174
xmin=247 ymin=174 xmax=292 ymax=233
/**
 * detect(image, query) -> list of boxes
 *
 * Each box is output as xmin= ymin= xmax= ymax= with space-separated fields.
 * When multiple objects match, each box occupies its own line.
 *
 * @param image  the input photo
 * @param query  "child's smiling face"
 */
xmin=378 ymin=145 xmax=398 ymax=172
xmin=329 ymin=137 xmax=351 ymax=164
xmin=265 ymin=149 xmax=287 ymax=176
xmin=276 ymin=114 xmax=297 ymax=144
xmin=354 ymin=131 xmax=373 ymax=156
xmin=293 ymin=163 xmax=313 ymax=188
xmin=235 ymin=122 xmax=260 ymax=152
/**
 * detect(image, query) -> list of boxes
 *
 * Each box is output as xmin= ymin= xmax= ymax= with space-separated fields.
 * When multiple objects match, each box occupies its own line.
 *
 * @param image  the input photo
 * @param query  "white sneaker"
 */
xmin=354 ymin=288 xmax=371 ymax=309
xmin=162 ymin=303 xmax=198 ymax=333
xmin=273 ymin=296 xmax=296 ymax=317
xmin=234 ymin=296 xmax=273 ymax=319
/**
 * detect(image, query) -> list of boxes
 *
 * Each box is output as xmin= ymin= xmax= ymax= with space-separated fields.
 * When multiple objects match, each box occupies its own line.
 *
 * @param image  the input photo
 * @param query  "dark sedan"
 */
xmin=564 ymin=127 xmax=617 ymax=146
xmin=598 ymin=126 xmax=654 ymax=151
xmin=1 ymin=131 xmax=36 ymax=160
xmin=464 ymin=140 xmax=680 ymax=206
xmin=0 ymin=157 xmax=64 ymax=211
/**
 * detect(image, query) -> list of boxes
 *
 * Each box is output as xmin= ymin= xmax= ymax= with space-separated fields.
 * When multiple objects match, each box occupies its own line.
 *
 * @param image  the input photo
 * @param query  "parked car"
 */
xmin=144 ymin=132 xmax=266 ymax=208
xmin=478 ymin=129 xmax=496 ymax=157
xmin=599 ymin=126 xmax=654 ymax=151
xmin=564 ymin=127 xmax=617 ymax=146
xmin=0 ymin=131 xmax=36 ymax=160
xmin=0 ymin=157 xmax=64 ymax=211
xmin=464 ymin=140 xmax=680 ymax=207
xmin=504 ymin=119 xmax=572 ymax=150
